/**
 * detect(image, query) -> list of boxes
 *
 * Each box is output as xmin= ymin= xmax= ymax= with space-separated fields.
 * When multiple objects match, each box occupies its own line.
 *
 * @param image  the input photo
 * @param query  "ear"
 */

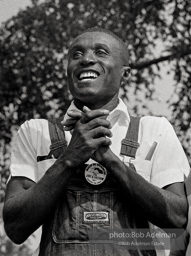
xmin=122 ymin=66 xmax=131 ymax=81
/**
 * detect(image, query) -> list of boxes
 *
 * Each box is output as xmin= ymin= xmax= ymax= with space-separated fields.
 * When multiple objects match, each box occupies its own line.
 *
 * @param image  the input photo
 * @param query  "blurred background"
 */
xmin=0 ymin=0 xmax=191 ymax=255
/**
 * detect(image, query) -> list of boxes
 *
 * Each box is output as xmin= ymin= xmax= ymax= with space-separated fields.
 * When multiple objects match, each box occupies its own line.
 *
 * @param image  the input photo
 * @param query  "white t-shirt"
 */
xmin=10 ymin=99 xmax=190 ymax=256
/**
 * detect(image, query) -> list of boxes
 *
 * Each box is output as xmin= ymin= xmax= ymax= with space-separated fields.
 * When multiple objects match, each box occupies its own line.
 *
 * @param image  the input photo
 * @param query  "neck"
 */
xmin=74 ymin=94 xmax=119 ymax=112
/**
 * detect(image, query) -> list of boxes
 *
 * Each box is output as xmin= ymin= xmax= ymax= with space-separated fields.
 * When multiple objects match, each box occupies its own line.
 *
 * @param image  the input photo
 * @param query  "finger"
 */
xmin=87 ymin=118 xmax=112 ymax=130
xmin=82 ymin=106 xmax=91 ymax=113
xmin=92 ymin=126 xmax=113 ymax=138
xmin=61 ymin=110 xmax=82 ymax=126
xmin=62 ymin=118 xmax=78 ymax=126
xmin=94 ymin=137 xmax=112 ymax=148
xmin=80 ymin=109 xmax=109 ymax=123
xmin=67 ymin=109 xmax=82 ymax=118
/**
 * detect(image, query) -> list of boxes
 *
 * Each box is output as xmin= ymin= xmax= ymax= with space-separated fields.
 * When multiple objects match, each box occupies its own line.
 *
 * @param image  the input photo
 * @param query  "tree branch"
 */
xmin=130 ymin=49 xmax=191 ymax=70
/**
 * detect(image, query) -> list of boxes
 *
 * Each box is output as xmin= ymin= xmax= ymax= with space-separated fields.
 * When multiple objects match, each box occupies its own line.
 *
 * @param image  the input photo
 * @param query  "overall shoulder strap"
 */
xmin=48 ymin=118 xmax=67 ymax=159
xmin=185 ymin=172 xmax=191 ymax=197
xmin=120 ymin=115 xmax=141 ymax=158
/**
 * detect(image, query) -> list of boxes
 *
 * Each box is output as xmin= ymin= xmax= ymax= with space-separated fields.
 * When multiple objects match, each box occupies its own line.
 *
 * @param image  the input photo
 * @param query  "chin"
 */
xmin=75 ymin=89 xmax=99 ymax=99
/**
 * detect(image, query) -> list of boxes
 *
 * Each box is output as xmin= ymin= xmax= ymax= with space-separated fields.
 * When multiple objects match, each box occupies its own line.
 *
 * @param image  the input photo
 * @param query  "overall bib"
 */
xmin=38 ymin=117 xmax=157 ymax=256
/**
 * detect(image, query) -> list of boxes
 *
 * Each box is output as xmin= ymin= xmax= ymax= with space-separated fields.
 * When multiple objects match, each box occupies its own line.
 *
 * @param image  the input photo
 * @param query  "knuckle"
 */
xmin=101 ymin=119 xmax=110 ymax=128
xmin=84 ymin=136 xmax=93 ymax=145
xmin=85 ymin=111 xmax=91 ymax=119
xmin=106 ymin=120 xmax=111 ymax=127
xmin=108 ymin=130 xmax=113 ymax=137
xmin=75 ymin=124 xmax=82 ymax=133
xmin=75 ymin=120 xmax=81 ymax=127
xmin=105 ymin=137 xmax=111 ymax=145
xmin=100 ymin=126 xmax=104 ymax=132
xmin=84 ymin=137 xmax=89 ymax=145
xmin=92 ymin=119 xmax=98 ymax=127
xmin=99 ymin=137 xmax=110 ymax=146
xmin=103 ymin=127 xmax=111 ymax=136
xmin=95 ymin=118 xmax=101 ymax=126
xmin=99 ymin=127 xmax=107 ymax=136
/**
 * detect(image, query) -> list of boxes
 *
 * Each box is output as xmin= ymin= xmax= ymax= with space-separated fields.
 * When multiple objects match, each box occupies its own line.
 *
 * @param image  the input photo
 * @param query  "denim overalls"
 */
xmin=38 ymin=117 xmax=157 ymax=256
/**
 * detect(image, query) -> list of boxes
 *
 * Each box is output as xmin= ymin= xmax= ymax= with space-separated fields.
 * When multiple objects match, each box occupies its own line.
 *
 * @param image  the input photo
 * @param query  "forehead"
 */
xmin=69 ymin=31 xmax=121 ymax=51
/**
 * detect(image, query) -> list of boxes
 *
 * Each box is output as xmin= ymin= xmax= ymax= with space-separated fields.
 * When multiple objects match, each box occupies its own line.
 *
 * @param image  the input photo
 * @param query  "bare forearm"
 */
xmin=4 ymin=109 xmax=113 ymax=244
xmin=101 ymin=153 xmax=188 ymax=229
xmin=3 ymin=158 xmax=75 ymax=244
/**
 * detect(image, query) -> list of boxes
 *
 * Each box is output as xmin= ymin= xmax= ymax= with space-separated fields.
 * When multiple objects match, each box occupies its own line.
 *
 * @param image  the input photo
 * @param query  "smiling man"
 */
xmin=3 ymin=28 xmax=190 ymax=256
xmin=67 ymin=29 xmax=130 ymax=111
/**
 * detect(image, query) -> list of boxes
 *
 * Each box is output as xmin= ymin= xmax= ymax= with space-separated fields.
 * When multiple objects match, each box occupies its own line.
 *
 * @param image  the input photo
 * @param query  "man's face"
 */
xmin=67 ymin=31 xmax=127 ymax=106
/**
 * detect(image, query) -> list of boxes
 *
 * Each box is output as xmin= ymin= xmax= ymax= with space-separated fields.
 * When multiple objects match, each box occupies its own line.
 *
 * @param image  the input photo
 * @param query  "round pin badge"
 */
xmin=84 ymin=163 xmax=107 ymax=185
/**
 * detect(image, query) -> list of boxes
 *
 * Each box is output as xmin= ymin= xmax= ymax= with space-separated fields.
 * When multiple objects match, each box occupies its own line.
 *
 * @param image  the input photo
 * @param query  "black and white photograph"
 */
xmin=1 ymin=1 xmax=191 ymax=255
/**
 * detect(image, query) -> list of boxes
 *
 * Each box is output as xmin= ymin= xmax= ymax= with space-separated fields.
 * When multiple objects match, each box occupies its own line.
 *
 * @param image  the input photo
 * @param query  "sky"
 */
xmin=0 ymin=0 xmax=32 ymax=24
xmin=0 ymin=0 xmax=174 ymax=118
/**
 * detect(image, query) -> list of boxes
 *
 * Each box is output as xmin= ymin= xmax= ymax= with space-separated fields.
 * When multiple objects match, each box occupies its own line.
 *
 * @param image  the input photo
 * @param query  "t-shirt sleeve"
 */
xmin=10 ymin=120 xmax=38 ymax=182
xmin=150 ymin=117 xmax=190 ymax=188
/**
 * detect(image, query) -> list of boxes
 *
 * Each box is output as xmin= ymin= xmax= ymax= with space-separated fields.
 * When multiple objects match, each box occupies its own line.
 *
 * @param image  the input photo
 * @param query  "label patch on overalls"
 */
xmin=83 ymin=211 xmax=109 ymax=223
xmin=84 ymin=163 xmax=107 ymax=185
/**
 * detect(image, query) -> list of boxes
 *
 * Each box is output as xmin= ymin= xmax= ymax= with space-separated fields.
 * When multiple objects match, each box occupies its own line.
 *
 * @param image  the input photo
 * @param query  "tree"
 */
xmin=0 ymin=0 xmax=191 ymax=254
xmin=1 ymin=0 xmax=191 ymax=211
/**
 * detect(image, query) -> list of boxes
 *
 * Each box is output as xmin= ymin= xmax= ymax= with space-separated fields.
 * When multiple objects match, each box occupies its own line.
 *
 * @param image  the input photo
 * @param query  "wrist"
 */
xmin=55 ymin=156 xmax=77 ymax=172
xmin=98 ymin=149 xmax=117 ymax=167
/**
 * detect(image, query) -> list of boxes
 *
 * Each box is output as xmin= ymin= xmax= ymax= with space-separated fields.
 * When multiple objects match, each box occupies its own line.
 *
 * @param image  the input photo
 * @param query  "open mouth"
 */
xmin=78 ymin=71 xmax=100 ymax=82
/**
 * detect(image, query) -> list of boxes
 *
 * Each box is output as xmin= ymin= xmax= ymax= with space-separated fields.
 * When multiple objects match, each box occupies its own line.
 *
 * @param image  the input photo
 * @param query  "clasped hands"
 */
xmin=61 ymin=106 xmax=113 ymax=164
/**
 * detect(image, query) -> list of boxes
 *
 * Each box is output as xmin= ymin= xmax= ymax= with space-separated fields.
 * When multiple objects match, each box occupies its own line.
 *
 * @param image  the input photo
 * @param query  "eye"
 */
xmin=73 ymin=51 xmax=83 ymax=59
xmin=96 ymin=49 xmax=108 ymax=56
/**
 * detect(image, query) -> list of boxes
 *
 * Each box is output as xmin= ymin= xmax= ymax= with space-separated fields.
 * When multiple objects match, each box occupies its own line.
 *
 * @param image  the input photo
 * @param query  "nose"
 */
xmin=80 ymin=51 xmax=96 ymax=65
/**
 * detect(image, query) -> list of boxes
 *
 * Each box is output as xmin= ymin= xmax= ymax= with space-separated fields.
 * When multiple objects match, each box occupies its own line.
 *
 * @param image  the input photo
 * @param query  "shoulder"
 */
xmin=138 ymin=116 xmax=176 ymax=143
xmin=140 ymin=116 xmax=173 ymax=132
xmin=20 ymin=118 xmax=49 ymax=131
xmin=18 ymin=118 xmax=71 ymax=149
xmin=141 ymin=115 xmax=169 ymax=125
xmin=17 ymin=119 xmax=50 ymax=147
xmin=19 ymin=119 xmax=49 ymax=136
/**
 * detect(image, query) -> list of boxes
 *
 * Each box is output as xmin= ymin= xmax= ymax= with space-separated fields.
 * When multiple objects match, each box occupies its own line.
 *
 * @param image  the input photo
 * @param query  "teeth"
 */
xmin=79 ymin=72 xmax=98 ymax=80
